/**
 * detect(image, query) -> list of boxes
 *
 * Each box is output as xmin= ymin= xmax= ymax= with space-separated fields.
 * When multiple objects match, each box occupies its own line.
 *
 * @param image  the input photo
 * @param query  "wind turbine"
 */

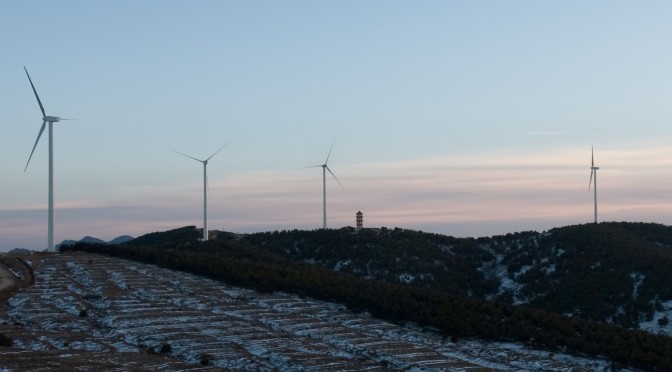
xmin=304 ymin=140 xmax=342 ymax=229
xmin=24 ymin=66 xmax=72 ymax=252
xmin=172 ymin=144 xmax=228 ymax=241
xmin=588 ymin=146 xmax=599 ymax=224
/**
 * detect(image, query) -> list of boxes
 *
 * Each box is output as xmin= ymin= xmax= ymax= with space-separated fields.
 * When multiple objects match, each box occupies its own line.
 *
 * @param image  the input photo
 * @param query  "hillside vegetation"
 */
xmin=242 ymin=223 xmax=672 ymax=330
xmin=65 ymin=222 xmax=672 ymax=370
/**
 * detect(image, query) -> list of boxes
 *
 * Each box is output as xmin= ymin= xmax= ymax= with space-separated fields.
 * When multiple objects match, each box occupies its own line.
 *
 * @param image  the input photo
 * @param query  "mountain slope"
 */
xmin=503 ymin=223 xmax=672 ymax=329
xmin=64 ymin=224 xmax=672 ymax=370
xmin=239 ymin=223 xmax=672 ymax=334
xmin=1 ymin=252 xmax=620 ymax=370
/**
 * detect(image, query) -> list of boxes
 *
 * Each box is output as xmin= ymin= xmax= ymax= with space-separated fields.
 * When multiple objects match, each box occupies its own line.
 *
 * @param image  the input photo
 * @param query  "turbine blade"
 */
xmin=25 ymin=121 xmax=47 ymax=172
xmin=171 ymin=150 xmax=204 ymax=163
xmin=325 ymin=139 xmax=336 ymax=164
xmin=588 ymin=169 xmax=594 ymax=190
xmin=591 ymin=146 xmax=594 ymax=167
xmin=300 ymin=164 xmax=323 ymax=169
xmin=326 ymin=165 xmax=343 ymax=187
xmin=206 ymin=142 xmax=230 ymax=161
xmin=24 ymin=66 xmax=46 ymax=118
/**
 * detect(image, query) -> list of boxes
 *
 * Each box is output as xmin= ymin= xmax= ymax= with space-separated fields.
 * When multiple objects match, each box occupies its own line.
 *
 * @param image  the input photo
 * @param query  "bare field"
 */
xmin=0 ymin=252 xmax=613 ymax=371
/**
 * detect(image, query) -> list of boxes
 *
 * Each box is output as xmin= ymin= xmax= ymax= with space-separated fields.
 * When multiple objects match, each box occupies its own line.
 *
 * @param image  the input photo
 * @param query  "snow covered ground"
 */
xmin=640 ymin=299 xmax=672 ymax=337
xmin=0 ymin=252 xmax=627 ymax=371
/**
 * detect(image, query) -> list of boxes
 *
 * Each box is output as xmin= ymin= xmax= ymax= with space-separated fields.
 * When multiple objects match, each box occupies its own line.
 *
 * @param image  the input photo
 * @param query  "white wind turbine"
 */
xmin=24 ymin=66 xmax=73 ymax=252
xmin=304 ymin=140 xmax=342 ymax=229
xmin=588 ymin=146 xmax=599 ymax=224
xmin=172 ymin=144 xmax=228 ymax=241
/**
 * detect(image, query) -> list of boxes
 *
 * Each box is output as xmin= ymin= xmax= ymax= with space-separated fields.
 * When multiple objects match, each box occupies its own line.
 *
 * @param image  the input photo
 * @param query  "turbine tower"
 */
xmin=304 ymin=140 xmax=342 ymax=229
xmin=24 ymin=66 xmax=71 ymax=252
xmin=172 ymin=144 xmax=227 ymax=241
xmin=588 ymin=146 xmax=599 ymax=224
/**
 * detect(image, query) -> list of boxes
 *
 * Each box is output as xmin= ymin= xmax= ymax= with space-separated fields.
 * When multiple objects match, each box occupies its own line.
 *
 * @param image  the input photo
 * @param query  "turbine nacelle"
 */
xmin=43 ymin=116 xmax=60 ymax=123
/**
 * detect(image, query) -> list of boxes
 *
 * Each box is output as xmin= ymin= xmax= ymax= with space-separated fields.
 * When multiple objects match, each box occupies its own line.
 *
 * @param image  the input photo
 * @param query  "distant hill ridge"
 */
xmin=56 ymin=234 xmax=134 ymax=249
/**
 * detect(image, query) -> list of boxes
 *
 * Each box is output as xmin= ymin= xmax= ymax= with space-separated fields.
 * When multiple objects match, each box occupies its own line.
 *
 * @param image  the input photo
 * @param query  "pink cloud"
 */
xmin=5 ymin=142 xmax=672 ymax=250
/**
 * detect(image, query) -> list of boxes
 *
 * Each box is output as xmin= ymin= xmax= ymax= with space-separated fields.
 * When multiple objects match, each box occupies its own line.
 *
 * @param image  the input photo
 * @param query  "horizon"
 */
xmin=9 ymin=220 xmax=672 ymax=253
xmin=5 ymin=143 xmax=672 ymax=251
xmin=3 ymin=2 xmax=672 ymax=251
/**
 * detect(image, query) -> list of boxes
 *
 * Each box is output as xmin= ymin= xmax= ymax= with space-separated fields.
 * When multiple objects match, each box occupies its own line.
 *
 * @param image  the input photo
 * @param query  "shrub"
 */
xmin=200 ymin=353 xmax=214 ymax=366
xmin=0 ymin=333 xmax=13 ymax=347
xmin=160 ymin=343 xmax=172 ymax=354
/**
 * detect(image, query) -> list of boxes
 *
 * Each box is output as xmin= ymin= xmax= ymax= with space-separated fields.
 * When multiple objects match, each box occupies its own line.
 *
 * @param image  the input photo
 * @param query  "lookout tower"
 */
xmin=356 ymin=211 xmax=363 ymax=230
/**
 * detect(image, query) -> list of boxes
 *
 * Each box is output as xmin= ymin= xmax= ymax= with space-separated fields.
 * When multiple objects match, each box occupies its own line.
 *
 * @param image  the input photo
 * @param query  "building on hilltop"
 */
xmin=356 ymin=211 xmax=363 ymax=230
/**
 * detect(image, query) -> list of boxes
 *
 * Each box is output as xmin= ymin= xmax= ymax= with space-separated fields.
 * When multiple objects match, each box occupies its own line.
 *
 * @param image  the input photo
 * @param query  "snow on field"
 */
xmin=0 ymin=252 xmax=623 ymax=371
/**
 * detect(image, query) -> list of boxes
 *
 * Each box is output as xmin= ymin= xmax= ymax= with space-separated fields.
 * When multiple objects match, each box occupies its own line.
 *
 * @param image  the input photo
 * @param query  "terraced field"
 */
xmin=0 ymin=252 xmax=613 ymax=371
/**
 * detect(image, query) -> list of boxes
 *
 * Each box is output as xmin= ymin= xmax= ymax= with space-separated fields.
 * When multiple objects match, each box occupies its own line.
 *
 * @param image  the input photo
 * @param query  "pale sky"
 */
xmin=2 ymin=1 xmax=672 ymax=250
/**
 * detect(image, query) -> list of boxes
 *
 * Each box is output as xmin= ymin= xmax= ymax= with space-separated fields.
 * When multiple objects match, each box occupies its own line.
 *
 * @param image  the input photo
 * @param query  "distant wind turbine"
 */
xmin=23 ymin=66 xmax=73 ymax=252
xmin=303 ymin=140 xmax=342 ymax=229
xmin=172 ymin=144 xmax=228 ymax=241
xmin=588 ymin=146 xmax=599 ymax=224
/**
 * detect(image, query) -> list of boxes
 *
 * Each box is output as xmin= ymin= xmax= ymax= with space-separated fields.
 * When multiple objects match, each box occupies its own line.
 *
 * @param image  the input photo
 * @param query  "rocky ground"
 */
xmin=0 ymin=252 xmax=620 ymax=371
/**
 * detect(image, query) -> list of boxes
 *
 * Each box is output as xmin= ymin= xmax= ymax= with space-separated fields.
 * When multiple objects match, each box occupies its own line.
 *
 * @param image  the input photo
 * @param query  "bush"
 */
xmin=160 ymin=343 xmax=172 ymax=354
xmin=200 ymin=353 xmax=214 ymax=366
xmin=0 ymin=333 xmax=13 ymax=347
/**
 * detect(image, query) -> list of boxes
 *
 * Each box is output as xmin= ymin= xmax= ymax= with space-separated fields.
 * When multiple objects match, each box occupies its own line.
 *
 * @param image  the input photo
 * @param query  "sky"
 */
xmin=2 ymin=1 xmax=672 ymax=251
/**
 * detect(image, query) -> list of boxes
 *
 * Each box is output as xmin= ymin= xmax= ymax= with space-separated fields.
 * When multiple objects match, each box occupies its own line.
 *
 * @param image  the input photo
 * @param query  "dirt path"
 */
xmin=0 ymin=262 xmax=17 ymax=291
xmin=0 ymin=255 xmax=34 ymax=301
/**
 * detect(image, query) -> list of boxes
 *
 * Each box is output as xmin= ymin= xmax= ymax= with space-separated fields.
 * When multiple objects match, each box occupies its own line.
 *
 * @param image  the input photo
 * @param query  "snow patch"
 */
xmin=334 ymin=259 xmax=351 ymax=271
xmin=398 ymin=273 xmax=415 ymax=284
xmin=631 ymin=272 xmax=645 ymax=301
xmin=640 ymin=300 xmax=672 ymax=337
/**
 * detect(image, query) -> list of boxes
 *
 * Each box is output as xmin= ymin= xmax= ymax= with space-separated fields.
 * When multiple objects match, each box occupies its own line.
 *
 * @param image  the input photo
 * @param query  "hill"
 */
xmin=65 ymin=222 xmax=672 ymax=370
xmin=7 ymin=248 xmax=33 ymax=255
xmin=56 ymin=235 xmax=136 ymax=249
xmin=124 ymin=225 xmax=200 ymax=246
xmin=1 ymin=252 xmax=618 ymax=370
xmin=238 ymin=223 xmax=672 ymax=334
xmin=108 ymin=235 xmax=134 ymax=245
